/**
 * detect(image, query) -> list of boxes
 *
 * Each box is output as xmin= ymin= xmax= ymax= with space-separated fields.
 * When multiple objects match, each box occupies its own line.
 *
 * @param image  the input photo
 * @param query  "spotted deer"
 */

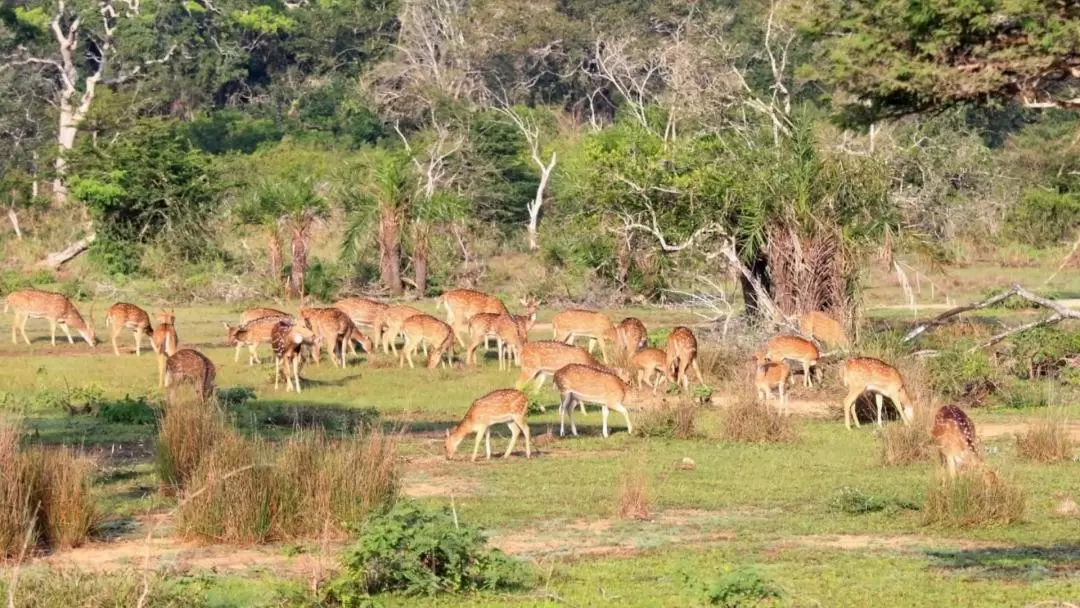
xmin=334 ymin=297 xmax=387 ymax=335
xmin=551 ymin=309 xmax=617 ymax=364
xmin=554 ymin=364 xmax=633 ymax=438
xmin=932 ymin=405 xmax=978 ymax=477
xmin=224 ymin=316 xmax=284 ymax=365
xmin=105 ymin=302 xmax=153 ymax=356
xmin=162 ymin=349 xmax=216 ymax=403
xmin=466 ymin=304 xmax=534 ymax=370
xmin=437 ymin=288 xmax=510 ymax=348
xmin=615 ymin=317 xmax=648 ymax=356
xmin=444 ymin=389 xmax=531 ymax=461
xmin=839 ymin=357 xmax=914 ymax=430
xmin=152 ymin=310 xmax=179 ymax=387
xmin=753 ymin=350 xmax=791 ymax=413
xmin=488 ymin=296 xmax=539 ymax=355
xmin=271 ymin=320 xmax=317 ymax=392
xmin=798 ymin=310 xmax=849 ymax=349
xmin=761 ymin=335 xmax=819 ymax=388
xmin=666 ymin=326 xmax=704 ymax=392
xmin=4 ymin=289 xmax=96 ymax=347
xmin=300 ymin=307 xmax=356 ymax=368
xmin=374 ymin=304 xmax=424 ymax=354
xmin=233 ymin=308 xmax=290 ymax=361
xmin=630 ymin=347 xmax=668 ymax=394
xmin=514 ymin=340 xmax=601 ymax=394
xmin=399 ymin=313 xmax=454 ymax=369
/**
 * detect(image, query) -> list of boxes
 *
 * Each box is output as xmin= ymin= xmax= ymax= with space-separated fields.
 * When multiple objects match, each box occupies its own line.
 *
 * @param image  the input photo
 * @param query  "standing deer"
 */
xmin=761 ymin=335 xmax=819 ymax=388
xmin=466 ymin=312 xmax=529 ymax=370
xmin=554 ymin=364 xmax=633 ymax=438
xmin=334 ymin=297 xmax=387 ymax=335
xmin=630 ymin=347 xmax=668 ymax=394
xmin=233 ymin=307 xmax=290 ymax=361
xmin=152 ymin=310 xmax=179 ymax=387
xmin=374 ymin=304 xmax=424 ymax=354
xmin=551 ymin=309 xmax=617 ymax=364
xmin=225 ymin=316 xmax=283 ymax=365
xmin=271 ymin=320 xmax=317 ymax=392
xmin=399 ymin=313 xmax=455 ymax=369
xmin=753 ymin=350 xmax=791 ymax=413
xmin=162 ymin=349 xmax=216 ymax=403
xmin=105 ymin=302 xmax=153 ymax=356
xmin=300 ymin=307 xmax=355 ymax=368
xmin=932 ymin=405 xmax=978 ymax=477
xmin=615 ymin=317 xmax=648 ymax=356
xmin=437 ymin=288 xmax=510 ymax=348
xmin=839 ymin=357 xmax=914 ymax=430
xmin=444 ymin=389 xmax=532 ymax=461
xmin=4 ymin=289 xmax=96 ymax=347
xmin=666 ymin=326 xmax=704 ymax=392
xmin=515 ymin=340 xmax=600 ymax=392
xmin=798 ymin=310 xmax=849 ymax=349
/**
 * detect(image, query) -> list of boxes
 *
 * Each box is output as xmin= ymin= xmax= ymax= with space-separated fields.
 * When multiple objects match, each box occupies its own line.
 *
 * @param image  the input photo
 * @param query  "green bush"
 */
xmin=324 ymin=501 xmax=531 ymax=602
xmin=828 ymin=487 xmax=887 ymax=514
xmin=98 ymin=395 xmax=156 ymax=425
xmin=705 ymin=566 xmax=782 ymax=607
xmin=216 ymin=387 xmax=257 ymax=410
xmin=1009 ymin=326 xmax=1080 ymax=379
xmin=1005 ymin=188 xmax=1080 ymax=247
xmin=304 ymin=259 xmax=344 ymax=302
xmin=926 ymin=347 xmax=997 ymax=405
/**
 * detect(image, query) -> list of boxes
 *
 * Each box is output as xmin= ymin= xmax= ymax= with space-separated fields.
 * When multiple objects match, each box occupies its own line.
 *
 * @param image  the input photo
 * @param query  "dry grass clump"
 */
xmin=635 ymin=400 xmax=701 ymax=439
xmin=177 ymin=428 xmax=398 ymax=544
xmin=616 ymin=458 xmax=651 ymax=520
xmin=879 ymin=403 xmax=936 ymax=466
xmin=0 ymin=422 xmax=97 ymax=557
xmin=721 ymin=393 xmax=797 ymax=444
xmin=155 ymin=395 xmax=229 ymax=492
xmin=923 ymin=468 xmax=1025 ymax=528
xmin=1016 ymin=413 xmax=1075 ymax=464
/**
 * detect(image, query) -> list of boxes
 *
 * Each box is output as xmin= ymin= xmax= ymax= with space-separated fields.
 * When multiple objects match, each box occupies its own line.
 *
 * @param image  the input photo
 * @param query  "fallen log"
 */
xmin=38 ymin=233 xmax=95 ymax=270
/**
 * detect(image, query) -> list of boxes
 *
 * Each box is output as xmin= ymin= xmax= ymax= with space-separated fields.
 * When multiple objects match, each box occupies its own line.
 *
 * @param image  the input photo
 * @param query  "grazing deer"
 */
xmin=345 ymin=326 xmax=374 ymax=357
xmin=444 ymin=389 xmax=532 ymax=461
xmin=300 ymin=307 xmax=356 ymax=368
xmin=515 ymin=340 xmax=601 ymax=392
xmin=437 ymin=288 xmax=510 ymax=348
xmin=551 ymin=309 xmax=617 ymax=364
xmin=374 ymin=304 xmax=424 ymax=354
xmin=798 ymin=310 xmax=849 ymax=349
xmin=162 ymin=349 xmax=216 ymax=403
xmin=152 ymin=310 xmax=179 ymax=387
xmin=839 ymin=357 xmax=914 ymax=430
xmin=224 ymin=316 xmax=283 ymax=365
xmin=630 ymin=347 xmax=668 ymax=394
xmin=753 ymin=350 xmax=791 ymax=413
xmin=4 ymin=289 xmax=96 ymax=347
xmin=240 ymin=307 xmax=290 ymax=325
xmin=615 ymin=317 xmax=648 ymax=355
xmin=105 ymin=302 xmax=153 ymax=356
xmin=333 ymin=297 xmax=387 ymax=335
xmin=399 ymin=313 xmax=454 ymax=369
xmin=466 ymin=313 xmax=526 ymax=370
xmin=666 ymin=326 xmax=704 ymax=392
xmin=932 ymin=405 xmax=978 ymax=478
xmin=554 ymin=364 xmax=633 ymax=438
xmin=761 ymin=335 xmax=819 ymax=388
xmin=271 ymin=320 xmax=317 ymax=392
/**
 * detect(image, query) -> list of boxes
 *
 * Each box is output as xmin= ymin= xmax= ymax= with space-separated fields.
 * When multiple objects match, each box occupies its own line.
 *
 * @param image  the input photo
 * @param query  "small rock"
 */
xmin=678 ymin=457 xmax=696 ymax=471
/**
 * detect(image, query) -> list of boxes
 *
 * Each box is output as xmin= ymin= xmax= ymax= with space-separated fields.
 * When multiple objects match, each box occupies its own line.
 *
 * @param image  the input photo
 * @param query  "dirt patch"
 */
xmin=980 ymin=422 xmax=1080 ymax=442
xmin=778 ymin=534 xmax=1011 ymax=553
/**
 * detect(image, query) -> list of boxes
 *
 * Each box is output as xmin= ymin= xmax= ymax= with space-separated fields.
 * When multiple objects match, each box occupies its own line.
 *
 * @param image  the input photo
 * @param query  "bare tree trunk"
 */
xmin=266 ymin=226 xmax=283 ymax=282
xmin=7 ymin=208 xmax=22 ymax=240
xmin=527 ymin=154 xmax=555 ymax=251
xmin=39 ymin=232 xmax=96 ymax=270
xmin=412 ymin=222 xmax=430 ymax=297
xmin=289 ymin=228 xmax=307 ymax=299
xmin=379 ymin=206 xmax=403 ymax=296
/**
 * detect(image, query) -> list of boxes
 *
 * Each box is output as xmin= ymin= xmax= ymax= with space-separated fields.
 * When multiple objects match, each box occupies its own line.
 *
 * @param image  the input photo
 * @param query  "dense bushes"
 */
xmin=1005 ymin=189 xmax=1080 ymax=247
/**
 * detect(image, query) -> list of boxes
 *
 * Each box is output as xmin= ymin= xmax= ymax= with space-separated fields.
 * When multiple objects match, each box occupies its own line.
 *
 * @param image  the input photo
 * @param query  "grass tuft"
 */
xmin=923 ymin=468 xmax=1026 ymax=528
xmin=879 ymin=404 xmax=935 ymax=466
xmin=616 ymin=458 xmax=651 ymax=520
xmin=635 ymin=400 xmax=701 ymax=439
xmin=155 ymin=396 xmax=228 ymax=492
xmin=721 ymin=394 xmax=797 ymax=444
xmin=1016 ymin=413 xmax=1075 ymax=464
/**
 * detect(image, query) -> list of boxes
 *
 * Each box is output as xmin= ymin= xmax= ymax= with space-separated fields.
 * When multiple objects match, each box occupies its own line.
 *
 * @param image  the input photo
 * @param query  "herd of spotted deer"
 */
xmin=3 ymin=287 xmax=978 ymax=475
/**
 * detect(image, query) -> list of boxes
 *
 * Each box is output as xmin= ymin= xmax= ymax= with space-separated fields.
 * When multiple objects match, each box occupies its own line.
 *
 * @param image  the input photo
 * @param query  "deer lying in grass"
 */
xmin=554 ymin=363 xmax=633 ymax=438
xmin=437 ymin=288 xmax=510 ymax=348
xmin=840 ymin=357 xmax=914 ymax=430
xmin=753 ymin=349 xmax=791 ymax=413
xmin=162 ymin=349 xmax=216 ymax=403
xmin=225 ymin=316 xmax=282 ymax=365
xmin=551 ymin=309 xmax=616 ymax=364
xmin=615 ymin=317 xmax=648 ymax=356
xmin=271 ymin=320 xmax=317 ymax=392
xmin=152 ymin=310 xmax=179 ymax=387
xmin=4 ymin=289 xmax=96 ymax=347
xmin=399 ymin=313 xmax=454 ymax=369
xmin=105 ymin=302 xmax=153 ymax=356
xmin=374 ymin=304 xmax=424 ymax=354
xmin=761 ymin=335 xmax=819 ymax=388
xmin=666 ymin=326 xmax=704 ymax=392
xmin=444 ymin=389 xmax=531 ymax=461
xmin=798 ymin=310 xmax=849 ymax=349
xmin=630 ymin=347 xmax=668 ymax=394
xmin=932 ymin=405 xmax=978 ymax=478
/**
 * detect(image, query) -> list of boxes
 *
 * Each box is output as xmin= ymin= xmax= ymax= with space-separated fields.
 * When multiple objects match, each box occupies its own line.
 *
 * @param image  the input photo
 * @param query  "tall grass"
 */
xmin=177 ymin=428 xmax=398 ymax=543
xmin=0 ymin=422 xmax=97 ymax=557
xmin=879 ymin=403 xmax=936 ymax=466
xmin=721 ymin=393 xmax=797 ymax=444
xmin=1016 ymin=412 xmax=1075 ymax=463
xmin=923 ymin=469 xmax=1025 ymax=528
xmin=155 ymin=396 xmax=228 ymax=492
xmin=616 ymin=458 xmax=650 ymax=520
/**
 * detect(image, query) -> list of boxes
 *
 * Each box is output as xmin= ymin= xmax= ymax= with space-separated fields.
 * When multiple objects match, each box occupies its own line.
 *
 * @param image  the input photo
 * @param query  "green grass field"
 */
xmin=1 ymin=282 xmax=1079 ymax=607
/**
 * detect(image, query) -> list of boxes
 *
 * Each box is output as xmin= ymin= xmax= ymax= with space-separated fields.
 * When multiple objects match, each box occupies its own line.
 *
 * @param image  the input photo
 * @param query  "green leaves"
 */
xmin=230 ymin=6 xmax=296 ymax=34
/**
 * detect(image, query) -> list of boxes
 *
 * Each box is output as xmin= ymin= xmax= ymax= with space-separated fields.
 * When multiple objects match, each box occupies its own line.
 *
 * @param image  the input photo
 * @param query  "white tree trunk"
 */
xmin=39 ymin=232 xmax=96 ymax=270
xmin=528 ymin=155 xmax=555 ymax=251
xmin=7 ymin=209 xmax=22 ymax=240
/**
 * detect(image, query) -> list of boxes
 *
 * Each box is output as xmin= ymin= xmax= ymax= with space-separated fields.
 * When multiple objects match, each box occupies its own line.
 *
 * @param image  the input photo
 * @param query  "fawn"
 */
xmin=753 ymin=349 xmax=791 ymax=413
xmin=761 ymin=335 xmax=819 ymax=388
xmin=445 ymin=389 xmax=532 ymax=461
xmin=630 ymin=347 xmax=668 ymax=394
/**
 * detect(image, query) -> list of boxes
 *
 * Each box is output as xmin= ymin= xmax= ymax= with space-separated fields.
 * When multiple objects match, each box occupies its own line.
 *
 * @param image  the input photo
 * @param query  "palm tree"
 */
xmin=342 ymin=152 xmax=412 ymax=296
xmin=242 ymin=176 xmax=329 ymax=298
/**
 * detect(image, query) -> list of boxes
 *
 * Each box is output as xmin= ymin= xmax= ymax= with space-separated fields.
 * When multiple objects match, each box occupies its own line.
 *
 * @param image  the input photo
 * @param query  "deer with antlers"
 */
xmin=445 ymin=389 xmax=532 ymax=461
xmin=4 ymin=289 xmax=96 ymax=347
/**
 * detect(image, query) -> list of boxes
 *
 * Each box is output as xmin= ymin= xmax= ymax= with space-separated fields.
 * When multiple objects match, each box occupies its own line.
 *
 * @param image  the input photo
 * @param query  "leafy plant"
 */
xmin=705 ymin=566 xmax=782 ymax=607
xmin=324 ymin=501 xmax=531 ymax=601
xmin=828 ymin=487 xmax=886 ymax=514
xmin=97 ymin=395 xmax=156 ymax=425
xmin=926 ymin=347 xmax=997 ymax=405
xmin=215 ymin=386 xmax=257 ymax=410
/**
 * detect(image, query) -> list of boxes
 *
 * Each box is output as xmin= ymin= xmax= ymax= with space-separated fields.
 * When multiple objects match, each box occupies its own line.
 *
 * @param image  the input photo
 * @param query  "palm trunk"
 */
xmin=266 ymin=226 xmax=283 ymax=282
xmin=290 ymin=228 xmax=307 ymax=299
xmin=412 ymin=221 xmax=430 ymax=297
xmin=378 ymin=206 xmax=403 ymax=296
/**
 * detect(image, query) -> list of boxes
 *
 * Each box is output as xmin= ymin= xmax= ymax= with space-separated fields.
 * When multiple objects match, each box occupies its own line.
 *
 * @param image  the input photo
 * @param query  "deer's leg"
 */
xmin=779 ymin=381 xmax=787 ymax=415
xmin=802 ymin=360 xmax=812 ymax=387
xmin=843 ymin=389 xmax=860 ymax=430
xmin=274 ymin=357 xmax=282 ymax=390
xmin=601 ymin=404 xmax=610 ymax=438
xmin=613 ymin=401 xmax=632 ymax=436
xmin=875 ymin=393 xmax=885 ymax=427
xmin=598 ymin=338 xmax=609 ymax=364
xmin=61 ymin=323 xmax=74 ymax=345
xmin=110 ymin=325 xmax=121 ymax=356
xmin=249 ymin=344 xmax=260 ymax=365
xmin=692 ymin=358 xmax=704 ymax=384
xmin=569 ymin=398 xmax=579 ymax=436
xmin=134 ymin=330 xmax=143 ymax=356
xmin=471 ymin=428 xmax=484 ymax=462
xmin=484 ymin=427 xmax=492 ymax=460
xmin=516 ymin=415 xmax=531 ymax=458
xmin=293 ymin=356 xmax=302 ymax=393
xmin=504 ymin=423 xmax=519 ymax=458
xmin=559 ymin=393 xmax=573 ymax=437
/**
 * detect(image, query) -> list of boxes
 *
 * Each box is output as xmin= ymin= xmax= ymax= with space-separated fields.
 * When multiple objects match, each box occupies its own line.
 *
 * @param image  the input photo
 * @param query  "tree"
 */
xmin=245 ymin=176 xmax=328 ymax=298
xmin=800 ymin=0 xmax=1080 ymax=121
xmin=493 ymin=105 xmax=557 ymax=250
xmin=342 ymin=152 xmax=413 ymax=296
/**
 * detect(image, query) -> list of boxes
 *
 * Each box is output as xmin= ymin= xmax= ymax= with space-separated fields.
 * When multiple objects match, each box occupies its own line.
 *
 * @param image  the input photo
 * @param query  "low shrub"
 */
xmin=616 ymin=458 xmax=651 ymax=520
xmin=323 ymin=501 xmax=530 ymax=602
xmin=704 ymin=566 xmax=782 ymax=607
xmin=721 ymin=395 xmax=797 ymax=444
xmin=215 ymin=386 xmax=257 ymax=409
xmin=879 ymin=405 xmax=935 ymax=466
xmin=177 ymin=428 xmax=398 ymax=544
xmin=635 ymin=401 xmax=701 ymax=439
xmin=923 ymin=469 xmax=1026 ymax=528
xmin=828 ymin=487 xmax=887 ymax=514
xmin=97 ymin=395 xmax=157 ymax=425
xmin=926 ymin=347 xmax=997 ymax=406
xmin=1016 ymin=413 xmax=1075 ymax=463
xmin=0 ymin=421 xmax=98 ymax=556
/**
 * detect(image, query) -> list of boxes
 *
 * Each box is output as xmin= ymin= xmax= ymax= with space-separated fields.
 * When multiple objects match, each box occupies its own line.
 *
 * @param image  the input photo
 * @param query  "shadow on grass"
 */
xmin=927 ymin=544 xmax=1080 ymax=581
